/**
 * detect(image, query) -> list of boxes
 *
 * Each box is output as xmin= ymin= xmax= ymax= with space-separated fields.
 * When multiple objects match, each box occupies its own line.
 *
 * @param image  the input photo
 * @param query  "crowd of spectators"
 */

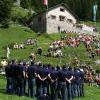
xmin=46 ymin=32 xmax=100 ymax=59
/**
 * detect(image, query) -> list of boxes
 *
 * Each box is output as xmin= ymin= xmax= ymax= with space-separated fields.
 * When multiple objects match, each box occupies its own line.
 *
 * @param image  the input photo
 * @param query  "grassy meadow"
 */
xmin=0 ymin=23 xmax=100 ymax=68
xmin=0 ymin=22 xmax=100 ymax=100
xmin=0 ymin=77 xmax=100 ymax=100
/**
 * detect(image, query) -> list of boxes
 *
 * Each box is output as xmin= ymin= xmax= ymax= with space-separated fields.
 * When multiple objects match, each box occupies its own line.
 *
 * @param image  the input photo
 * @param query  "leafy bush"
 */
xmin=11 ymin=7 xmax=32 ymax=25
xmin=0 ymin=0 xmax=13 ymax=28
xmin=1 ymin=22 xmax=9 ymax=28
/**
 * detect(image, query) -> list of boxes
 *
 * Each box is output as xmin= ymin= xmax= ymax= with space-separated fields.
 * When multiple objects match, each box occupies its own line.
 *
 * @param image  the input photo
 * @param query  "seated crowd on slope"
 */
xmin=13 ymin=38 xmax=38 ymax=49
xmin=46 ymin=32 xmax=100 ymax=58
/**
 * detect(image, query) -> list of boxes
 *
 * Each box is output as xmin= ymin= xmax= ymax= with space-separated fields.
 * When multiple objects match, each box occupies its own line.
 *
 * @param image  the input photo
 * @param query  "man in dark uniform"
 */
xmin=56 ymin=65 xmax=62 ymax=98
xmin=48 ymin=67 xmax=58 ymax=100
xmin=65 ymin=67 xmax=74 ymax=100
xmin=27 ymin=61 xmax=37 ymax=98
xmin=46 ymin=64 xmax=51 ymax=96
xmin=37 ymin=64 xmax=49 ymax=96
xmin=10 ymin=60 xmax=18 ymax=94
xmin=17 ymin=61 xmax=25 ymax=96
xmin=35 ymin=62 xmax=42 ymax=97
xmin=5 ymin=61 xmax=12 ymax=93
xmin=23 ymin=61 xmax=28 ymax=95
xmin=55 ymin=66 xmax=67 ymax=100
xmin=74 ymin=67 xmax=81 ymax=98
xmin=70 ymin=68 xmax=75 ymax=99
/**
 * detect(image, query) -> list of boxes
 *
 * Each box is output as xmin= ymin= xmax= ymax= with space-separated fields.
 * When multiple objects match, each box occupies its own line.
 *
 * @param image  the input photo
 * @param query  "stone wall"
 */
xmin=47 ymin=17 xmax=75 ymax=33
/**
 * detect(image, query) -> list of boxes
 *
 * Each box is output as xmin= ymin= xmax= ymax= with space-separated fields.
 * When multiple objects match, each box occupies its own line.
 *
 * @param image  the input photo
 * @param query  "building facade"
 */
xmin=31 ymin=4 xmax=78 ymax=34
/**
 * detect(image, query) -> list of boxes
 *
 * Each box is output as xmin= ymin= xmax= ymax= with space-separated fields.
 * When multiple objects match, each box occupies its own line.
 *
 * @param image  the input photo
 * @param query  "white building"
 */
xmin=31 ymin=3 xmax=78 ymax=34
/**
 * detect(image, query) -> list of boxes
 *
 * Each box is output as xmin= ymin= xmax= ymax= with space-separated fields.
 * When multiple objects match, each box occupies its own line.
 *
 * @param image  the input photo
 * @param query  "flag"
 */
xmin=93 ymin=4 xmax=98 ymax=21
xmin=43 ymin=0 xmax=48 ymax=16
xmin=44 ymin=0 xmax=48 ymax=6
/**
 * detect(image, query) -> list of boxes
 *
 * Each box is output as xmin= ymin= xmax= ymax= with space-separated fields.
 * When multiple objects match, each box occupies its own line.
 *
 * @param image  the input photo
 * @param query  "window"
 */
xmin=60 ymin=8 xmax=65 ymax=12
xmin=68 ymin=19 xmax=73 ymax=23
xmin=59 ymin=16 xmax=65 ymax=21
xmin=51 ymin=15 xmax=56 ymax=19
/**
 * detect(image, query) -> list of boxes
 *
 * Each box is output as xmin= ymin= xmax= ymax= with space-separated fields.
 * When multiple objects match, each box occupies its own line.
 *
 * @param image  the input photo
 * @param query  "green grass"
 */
xmin=0 ymin=77 xmax=100 ymax=100
xmin=0 ymin=23 xmax=100 ymax=69
xmin=0 ymin=24 xmax=35 ymax=60
xmin=12 ymin=6 xmax=29 ymax=16
xmin=0 ymin=22 xmax=100 ymax=100
xmin=0 ymin=77 xmax=35 ymax=100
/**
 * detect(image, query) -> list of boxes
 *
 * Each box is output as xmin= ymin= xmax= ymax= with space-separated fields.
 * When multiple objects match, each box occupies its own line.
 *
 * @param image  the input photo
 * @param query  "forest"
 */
xmin=19 ymin=0 xmax=100 ymax=21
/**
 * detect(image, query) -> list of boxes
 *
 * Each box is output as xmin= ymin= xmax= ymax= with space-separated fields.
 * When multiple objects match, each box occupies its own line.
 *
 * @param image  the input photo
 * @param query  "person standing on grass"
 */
xmin=95 ymin=73 xmax=100 ymax=87
xmin=37 ymin=64 xmax=49 ymax=96
xmin=17 ymin=61 xmax=25 ymax=96
xmin=87 ymin=69 xmax=93 ymax=86
xmin=55 ymin=66 xmax=67 ymax=100
xmin=5 ymin=61 xmax=13 ymax=93
xmin=74 ymin=67 xmax=81 ymax=98
xmin=27 ymin=61 xmax=37 ymax=98
xmin=48 ymin=67 xmax=58 ymax=100
xmin=23 ymin=61 xmax=28 ymax=95
xmin=6 ymin=46 xmax=10 ymax=59
xmin=79 ymin=68 xmax=85 ymax=97
xmin=10 ymin=59 xmax=18 ymax=94
xmin=66 ymin=67 xmax=74 ymax=100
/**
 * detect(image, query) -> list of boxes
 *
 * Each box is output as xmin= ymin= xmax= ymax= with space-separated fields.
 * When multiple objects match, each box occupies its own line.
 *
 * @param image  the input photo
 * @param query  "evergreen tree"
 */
xmin=18 ymin=0 xmax=100 ymax=21
xmin=0 ymin=0 xmax=13 ymax=27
